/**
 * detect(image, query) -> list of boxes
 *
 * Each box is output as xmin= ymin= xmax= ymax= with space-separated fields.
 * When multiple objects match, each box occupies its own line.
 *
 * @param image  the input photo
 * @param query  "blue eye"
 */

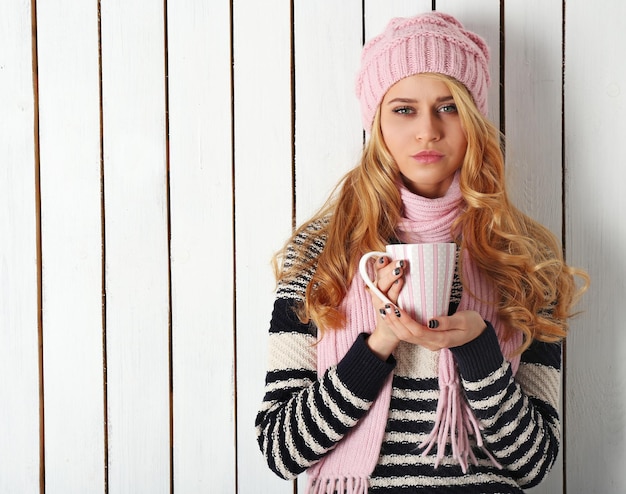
xmin=392 ymin=106 xmax=414 ymax=115
xmin=438 ymin=104 xmax=458 ymax=113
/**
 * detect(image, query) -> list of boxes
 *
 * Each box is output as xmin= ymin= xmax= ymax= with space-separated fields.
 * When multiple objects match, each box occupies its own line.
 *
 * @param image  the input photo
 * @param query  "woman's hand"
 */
xmin=381 ymin=306 xmax=487 ymax=352
xmin=365 ymin=255 xmax=405 ymax=359
xmin=364 ymin=255 xmax=487 ymax=358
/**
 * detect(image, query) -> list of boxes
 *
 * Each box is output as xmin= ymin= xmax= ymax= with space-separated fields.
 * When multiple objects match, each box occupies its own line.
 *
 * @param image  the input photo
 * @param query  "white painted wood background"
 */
xmin=0 ymin=0 xmax=623 ymax=493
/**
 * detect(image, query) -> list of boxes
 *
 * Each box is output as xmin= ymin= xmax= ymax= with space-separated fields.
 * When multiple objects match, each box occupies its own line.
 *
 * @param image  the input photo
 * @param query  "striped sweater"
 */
xmin=256 ymin=225 xmax=561 ymax=493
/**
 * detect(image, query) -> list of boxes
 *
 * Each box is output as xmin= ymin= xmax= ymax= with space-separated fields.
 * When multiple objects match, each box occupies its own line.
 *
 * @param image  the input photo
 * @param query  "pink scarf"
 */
xmin=307 ymin=173 xmax=522 ymax=493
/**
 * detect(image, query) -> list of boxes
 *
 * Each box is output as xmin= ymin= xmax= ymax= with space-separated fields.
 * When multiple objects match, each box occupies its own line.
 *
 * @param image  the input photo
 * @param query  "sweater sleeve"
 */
xmin=255 ymin=297 xmax=395 ymax=480
xmin=450 ymin=324 xmax=561 ymax=488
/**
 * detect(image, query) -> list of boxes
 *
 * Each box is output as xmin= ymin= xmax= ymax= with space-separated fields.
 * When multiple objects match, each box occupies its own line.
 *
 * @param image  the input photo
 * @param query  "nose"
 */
xmin=415 ymin=113 xmax=441 ymax=141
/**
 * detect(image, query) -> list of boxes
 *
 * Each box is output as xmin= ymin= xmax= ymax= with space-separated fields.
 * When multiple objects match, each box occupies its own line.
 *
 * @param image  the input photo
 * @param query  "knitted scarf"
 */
xmin=306 ymin=173 xmax=522 ymax=493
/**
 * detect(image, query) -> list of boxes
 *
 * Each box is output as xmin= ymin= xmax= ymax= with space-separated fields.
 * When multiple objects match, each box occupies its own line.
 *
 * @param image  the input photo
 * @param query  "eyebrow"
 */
xmin=386 ymin=95 xmax=455 ymax=105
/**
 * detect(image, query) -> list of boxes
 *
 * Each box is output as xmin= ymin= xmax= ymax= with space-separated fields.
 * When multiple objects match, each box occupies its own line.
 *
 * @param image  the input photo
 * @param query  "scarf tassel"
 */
xmin=418 ymin=349 xmax=503 ymax=473
xmin=307 ymin=475 xmax=368 ymax=494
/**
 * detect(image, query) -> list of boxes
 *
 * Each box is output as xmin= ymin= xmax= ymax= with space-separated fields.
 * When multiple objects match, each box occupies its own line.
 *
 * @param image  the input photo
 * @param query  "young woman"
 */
xmin=256 ymin=11 xmax=588 ymax=493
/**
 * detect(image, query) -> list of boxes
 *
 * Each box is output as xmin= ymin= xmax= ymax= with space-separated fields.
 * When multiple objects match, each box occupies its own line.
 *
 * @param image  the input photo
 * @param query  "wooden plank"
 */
xmin=504 ymin=0 xmax=562 ymax=237
xmin=0 ymin=1 xmax=41 ymax=492
xmin=36 ymin=2 xmax=106 ymax=492
xmin=232 ymin=0 xmax=294 ymax=491
xmin=365 ymin=1 xmax=433 ymax=41
xmin=503 ymin=4 xmax=564 ymax=492
xmin=565 ymin=1 xmax=626 ymax=491
xmin=167 ymin=0 xmax=235 ymax=491
xmin=293 ymin=0 xmax=363 ymax=224
xmin=100 ymin=0 xmax=170 ymax=491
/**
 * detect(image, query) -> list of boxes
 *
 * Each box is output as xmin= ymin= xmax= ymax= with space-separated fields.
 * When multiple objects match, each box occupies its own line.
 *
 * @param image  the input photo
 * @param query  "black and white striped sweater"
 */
xmin=256 ymin=226 xmax=561 ymax=493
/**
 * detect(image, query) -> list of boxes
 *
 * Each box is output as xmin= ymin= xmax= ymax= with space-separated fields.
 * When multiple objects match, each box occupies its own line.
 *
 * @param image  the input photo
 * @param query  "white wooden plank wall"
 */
xmin=233 ymin=0 xmax=292 ymax=492
xmin=565 ymin=1 xmax=626 ymax=492
xmin=167 ymin=1 xmax=235 ymax=492
xmin=0 ymin=1 xmax=41 ymax=493
xmin=37 ymin=1 xmax=105 ymax=492
xmin=101 ymin=1 xmax=170 ymax=491
xmin=0 ymin=0 xmax=624 ymax=492
xmin=503 ymin=3 xmax=565 ymax=492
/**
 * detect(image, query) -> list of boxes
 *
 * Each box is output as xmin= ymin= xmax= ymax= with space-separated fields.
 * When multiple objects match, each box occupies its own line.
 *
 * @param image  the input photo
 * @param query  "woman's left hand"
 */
xmin=380 ymin=306 xmax=487 ymax=351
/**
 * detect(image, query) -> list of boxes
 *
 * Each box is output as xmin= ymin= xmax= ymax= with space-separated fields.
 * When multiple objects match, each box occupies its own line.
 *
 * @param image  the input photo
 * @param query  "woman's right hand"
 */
xmin=365 ymin=255 xmax=405 ymax=360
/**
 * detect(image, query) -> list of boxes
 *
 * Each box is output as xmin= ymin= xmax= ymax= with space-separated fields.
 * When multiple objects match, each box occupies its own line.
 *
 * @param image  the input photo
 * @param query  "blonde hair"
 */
xmin=275 ymin=73 xmax=588 ymax=352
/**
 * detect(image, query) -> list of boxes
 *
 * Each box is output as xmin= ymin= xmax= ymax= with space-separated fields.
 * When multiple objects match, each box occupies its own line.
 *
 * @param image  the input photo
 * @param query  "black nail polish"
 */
xmin=379 ymin=256 xmax=386 ymax=264
xmin=398 ymin=260 xmax=404 ymax=268
xmin=379 ymin=308 xmax=387 ymax=317
xmin=393 ymin=268 xmax=401 ymax=276
xmin=384 ymin=304 xmax=391 ymax=310
xmin=394 ymin=308 xmax=401 ymax=318
xmin=428 ymin=319 xmax=439 ymax=329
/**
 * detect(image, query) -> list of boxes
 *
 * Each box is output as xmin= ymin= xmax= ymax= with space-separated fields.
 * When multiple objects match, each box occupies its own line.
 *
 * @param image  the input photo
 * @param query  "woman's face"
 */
xmin=379 ymin=74 xmax=467 ymax=199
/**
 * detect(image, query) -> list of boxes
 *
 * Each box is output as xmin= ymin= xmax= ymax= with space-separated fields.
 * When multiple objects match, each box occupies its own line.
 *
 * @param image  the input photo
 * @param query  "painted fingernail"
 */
xmin=396 ymin=260 xmax=404 ymax=268
xmin=394 ymin=279 xmax=399 ymax=285
xmin=393 ymin=268 xmax=401 ymax=276
xmin=379 ymin=308 xmax=387 ymax=318
xmin=394 ymin=308 xmax=401 ymax=318
xmin=378 ymin=256 xmax=386 ymax=264
xmin=428 ymin=319 xmax=439 ymax=329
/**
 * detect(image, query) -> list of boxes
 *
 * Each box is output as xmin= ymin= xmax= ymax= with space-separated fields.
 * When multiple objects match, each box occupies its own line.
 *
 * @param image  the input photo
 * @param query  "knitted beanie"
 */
xmin=355 ymin=11 xmax=490 ymax=131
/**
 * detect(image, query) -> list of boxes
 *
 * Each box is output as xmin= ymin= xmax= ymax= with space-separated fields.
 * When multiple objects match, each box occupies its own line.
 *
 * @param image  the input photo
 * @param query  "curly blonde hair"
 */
xmin=275 ymin=73 xmax=588 ymax=352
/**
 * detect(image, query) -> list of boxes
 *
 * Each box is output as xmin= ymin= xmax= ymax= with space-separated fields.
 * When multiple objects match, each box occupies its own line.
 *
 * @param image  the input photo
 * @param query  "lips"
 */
xmin=412 ymin=150 xmax=444 ymax=164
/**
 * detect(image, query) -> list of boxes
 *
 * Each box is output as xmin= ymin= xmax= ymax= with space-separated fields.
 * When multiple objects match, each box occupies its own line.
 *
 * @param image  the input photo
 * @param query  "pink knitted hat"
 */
xmin=355 ymin=11 xmax=491 ymax=130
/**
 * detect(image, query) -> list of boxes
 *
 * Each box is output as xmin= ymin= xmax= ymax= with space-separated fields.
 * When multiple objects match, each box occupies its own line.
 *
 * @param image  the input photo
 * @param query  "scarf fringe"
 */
xmin=307 ymin=475 xmax=368 ymax=494
xmin=418 ymin=348 xmax=503 ymax=473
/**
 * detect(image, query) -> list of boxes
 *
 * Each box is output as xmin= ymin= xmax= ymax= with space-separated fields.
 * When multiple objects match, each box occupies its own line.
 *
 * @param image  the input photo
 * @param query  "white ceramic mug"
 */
xmin=359 ymin=243 xmax=456 ymax=325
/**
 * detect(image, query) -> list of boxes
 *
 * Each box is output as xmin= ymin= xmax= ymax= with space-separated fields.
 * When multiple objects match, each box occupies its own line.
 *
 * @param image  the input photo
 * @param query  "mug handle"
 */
xmin=358 ymin=251 xmax=393 ymax=306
